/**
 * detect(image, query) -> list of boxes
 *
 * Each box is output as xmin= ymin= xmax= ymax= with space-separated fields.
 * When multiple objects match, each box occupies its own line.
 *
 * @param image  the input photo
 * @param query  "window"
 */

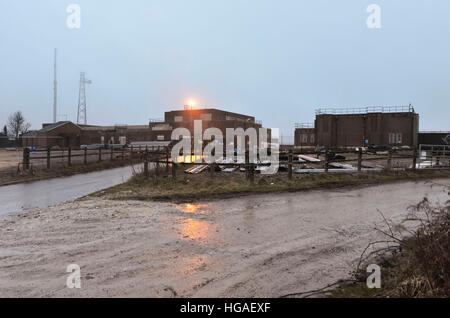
xmin=119 ymin=136 xmax=126 ymax=145
xmin=174 ymin=116 xmax=183 ymax=122
xmin=310 ymin=134 xmax=315 ymax=143
xmin=100 ymin=136 xmax=105 ymax=144
xmin=302 ymin=134 xmax=308 ymax=143
xmin=157 ymin=135 xmax=165 ymax=141
xmin=389 ymin=133 xmax=403 ymax=144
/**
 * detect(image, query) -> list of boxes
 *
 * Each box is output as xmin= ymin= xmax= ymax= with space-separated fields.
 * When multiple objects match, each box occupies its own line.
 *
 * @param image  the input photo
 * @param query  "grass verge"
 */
xmin=330 ymin=197 xmax=450 ymax=298
xmin=90 ymin=168 xmax=450 ymax=203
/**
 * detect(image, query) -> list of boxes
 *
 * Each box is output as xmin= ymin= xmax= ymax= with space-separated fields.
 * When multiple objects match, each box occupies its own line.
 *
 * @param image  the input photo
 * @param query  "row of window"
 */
xmin=298 ymin=134 xmax=315 ymax=144
xmin=388 ymin=133 xmax=402 ymax=144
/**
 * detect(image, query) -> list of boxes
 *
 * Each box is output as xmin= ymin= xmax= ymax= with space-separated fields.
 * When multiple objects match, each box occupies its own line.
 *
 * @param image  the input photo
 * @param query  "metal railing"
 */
xmin=295 ymin=123 xmax=314 ymax=129
xmin=316 ymin=105 xmax=414 ymax=115
xmin=149 ymin=118 xmax=164 ymax=123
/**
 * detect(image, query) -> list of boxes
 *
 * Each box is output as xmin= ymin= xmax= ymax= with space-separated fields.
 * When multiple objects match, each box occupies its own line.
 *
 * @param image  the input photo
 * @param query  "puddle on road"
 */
xmin=176 ymin=203 xmax=210 ymax=215
xmin=179 ymin=218 xmax=211 ymax=241
xmin=171 ymin=203 xmax=217 ymax=243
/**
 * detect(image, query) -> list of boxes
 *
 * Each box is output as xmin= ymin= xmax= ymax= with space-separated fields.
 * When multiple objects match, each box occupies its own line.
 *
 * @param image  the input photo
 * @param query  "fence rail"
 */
xmin=12 ymin=144 xmax=450 ymax=181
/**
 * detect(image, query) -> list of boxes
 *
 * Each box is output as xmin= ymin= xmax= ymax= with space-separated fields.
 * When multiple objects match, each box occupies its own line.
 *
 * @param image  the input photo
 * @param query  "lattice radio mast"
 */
xmin=77 ymin=72 xmax=92 ymax=125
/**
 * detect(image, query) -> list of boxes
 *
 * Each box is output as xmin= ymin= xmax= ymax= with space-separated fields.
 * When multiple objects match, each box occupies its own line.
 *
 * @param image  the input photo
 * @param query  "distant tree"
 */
xmin=7 ymin=111 xmax=31 ymax=139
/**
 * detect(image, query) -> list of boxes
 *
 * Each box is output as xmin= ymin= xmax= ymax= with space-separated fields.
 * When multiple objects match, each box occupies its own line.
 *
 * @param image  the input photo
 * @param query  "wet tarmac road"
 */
xmin=0 ymin=165 xmax=140 ymax=218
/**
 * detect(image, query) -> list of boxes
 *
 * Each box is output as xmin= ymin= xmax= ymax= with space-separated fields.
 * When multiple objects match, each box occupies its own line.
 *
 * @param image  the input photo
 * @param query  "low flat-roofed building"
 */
xmin=315 ymin=105 xmax=419 ymax=148
xmin=294 ymin=123 xmax=316 ymax=149
xmin=418 ymin=131 xmax=450 ymax=146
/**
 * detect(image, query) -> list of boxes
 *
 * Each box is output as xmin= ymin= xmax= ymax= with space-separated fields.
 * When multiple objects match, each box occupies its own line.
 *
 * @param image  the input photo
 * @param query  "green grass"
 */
xmin=90 ymin=168 xmax=450 ymax=202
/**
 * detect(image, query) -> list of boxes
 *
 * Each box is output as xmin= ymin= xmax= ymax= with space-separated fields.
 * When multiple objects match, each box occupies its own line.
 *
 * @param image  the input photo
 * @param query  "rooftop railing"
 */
xmin=149 ymin=118 xmax=164 ymax=123
xmin=295 ymin=123 xmax=314 ymax=129
xmin=315 ymin=105 xmax=414 ymax=115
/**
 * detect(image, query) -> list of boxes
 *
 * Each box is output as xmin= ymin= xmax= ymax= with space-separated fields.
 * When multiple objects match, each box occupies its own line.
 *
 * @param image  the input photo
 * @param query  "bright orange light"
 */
xmin=188 ymin=100 xmax=196 ymax=109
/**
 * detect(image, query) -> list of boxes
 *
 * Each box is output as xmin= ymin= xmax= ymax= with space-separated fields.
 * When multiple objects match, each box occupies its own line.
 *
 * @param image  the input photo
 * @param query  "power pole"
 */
xmin=53 ymin=48 xmax=57 ymax=123
xmin=77 ymin=72 xmax=92 ymax=125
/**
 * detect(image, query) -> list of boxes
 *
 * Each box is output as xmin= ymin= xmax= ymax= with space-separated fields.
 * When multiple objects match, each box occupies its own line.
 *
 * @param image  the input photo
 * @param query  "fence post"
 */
xmin=121 ymin=147 xmax=125 ymax=161
xmin=324 ymin=148 xmax=329 ymax=172
xmin=110 ymin=147 xmax=114 ymax=161
xmin=144 ymin=147 xmax=149 ymax=178
xmin=210 ymin=163 xmax=215 ymax=178
xmin=47 ymin=148 xmax=51 ymax=169
xmin=288 ymin=149 xmax=293 ymax=180
xmin=98 ymin=148 xmax=102 ymax=163
xmin=83 ymin=148 xmax=87 ymax=165
xmin=68 ymin=147 xmax=72 ymax=166
xmin=357 ymin=148 xmax=362 ymax=172
xmin=165 ymin=148 xmax=169 ymax=174
xmin=23 ymin=147 xmax=30 ymax=170
xmin=412 ymin=148 xmax=417 ymax=171
xmin=245 ymin=151 xmax=249 ymax=181
xmin=387 ymin=149 xmax=392 ymax=171
xmin=172 ymin=161 xmax=177 ymax=179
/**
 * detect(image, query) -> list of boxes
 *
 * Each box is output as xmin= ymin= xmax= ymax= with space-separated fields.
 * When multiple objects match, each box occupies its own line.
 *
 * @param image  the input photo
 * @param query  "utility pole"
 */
xmin=53 ymin=48 xmax=57 ymax=123
xmin=77 ymin=72 xmax=92 ymax=125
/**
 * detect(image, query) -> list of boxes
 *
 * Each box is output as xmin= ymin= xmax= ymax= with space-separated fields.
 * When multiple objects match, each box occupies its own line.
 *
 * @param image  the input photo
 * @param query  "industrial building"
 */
xmin=418 ymin=131 xmax=450 ymax=146
xmin=150 ymin=107 xmax=264 ymax=138
xmin=294 ymin=123 xmax=315 ymax=149
xmin=295 ymin=105 xmax=420 ymax=149
xmin=21 ymin=107 xmax=268 ymax=149
xmin=21 ymin=121 xmax=153 ymax=149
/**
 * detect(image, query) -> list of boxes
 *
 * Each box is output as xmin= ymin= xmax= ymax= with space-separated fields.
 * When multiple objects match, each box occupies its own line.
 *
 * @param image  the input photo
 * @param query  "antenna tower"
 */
xmin=77 ymin=72 xmax=92 ymax=125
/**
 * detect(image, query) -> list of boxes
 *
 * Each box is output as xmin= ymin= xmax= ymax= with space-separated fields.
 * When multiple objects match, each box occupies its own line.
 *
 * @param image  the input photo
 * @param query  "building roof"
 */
xmin=166 ymin=108 xmax=256 ymax=119
xmin=21 ymin=130 xmax=38 ymax=137
xmin=40 ymin=121 xmax=81 ymax=132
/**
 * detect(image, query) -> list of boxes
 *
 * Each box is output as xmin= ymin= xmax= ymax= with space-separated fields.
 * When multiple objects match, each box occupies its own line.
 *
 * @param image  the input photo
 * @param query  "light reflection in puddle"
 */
xmin=179 ymin=255 xmax=209 ymax=276
xmin=177 ymin=203 xmax=210 ymax=215
xmin=180 ymin=218 xmax=210 ymax=241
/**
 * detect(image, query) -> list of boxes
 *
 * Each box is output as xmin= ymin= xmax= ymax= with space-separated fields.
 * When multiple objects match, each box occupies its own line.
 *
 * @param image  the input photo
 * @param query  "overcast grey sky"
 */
xmin=1 ymin=0 xmax=449 ymax=135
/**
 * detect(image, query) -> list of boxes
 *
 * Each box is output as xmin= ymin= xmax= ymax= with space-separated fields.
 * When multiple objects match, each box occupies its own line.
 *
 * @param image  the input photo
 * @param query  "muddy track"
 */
xmin=0 ymin=178 xmax=449 ymax=297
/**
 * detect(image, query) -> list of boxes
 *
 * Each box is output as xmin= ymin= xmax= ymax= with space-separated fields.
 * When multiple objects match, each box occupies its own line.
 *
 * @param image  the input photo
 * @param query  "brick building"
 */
xmin=149 ymin=107 xmax=269 ymax=148
xmin=294 ymin=106 xmax=419 ymax=149
xmin=22 ymin=121 xmax=154 ymax=149
xmin=294 ymin=123 xmax=315 ymax=149
xmin=21 ymin=107 xmax=268 ymax=149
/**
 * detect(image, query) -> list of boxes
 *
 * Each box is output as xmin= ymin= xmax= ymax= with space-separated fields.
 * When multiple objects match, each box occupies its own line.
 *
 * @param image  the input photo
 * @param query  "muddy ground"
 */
xmin=0 ymin=179 xmax=449 ymax=297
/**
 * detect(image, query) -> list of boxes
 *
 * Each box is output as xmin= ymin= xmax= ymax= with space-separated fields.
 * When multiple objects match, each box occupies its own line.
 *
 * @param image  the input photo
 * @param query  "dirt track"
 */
xmin=0 ymin=179 xmax=449 ymax=297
